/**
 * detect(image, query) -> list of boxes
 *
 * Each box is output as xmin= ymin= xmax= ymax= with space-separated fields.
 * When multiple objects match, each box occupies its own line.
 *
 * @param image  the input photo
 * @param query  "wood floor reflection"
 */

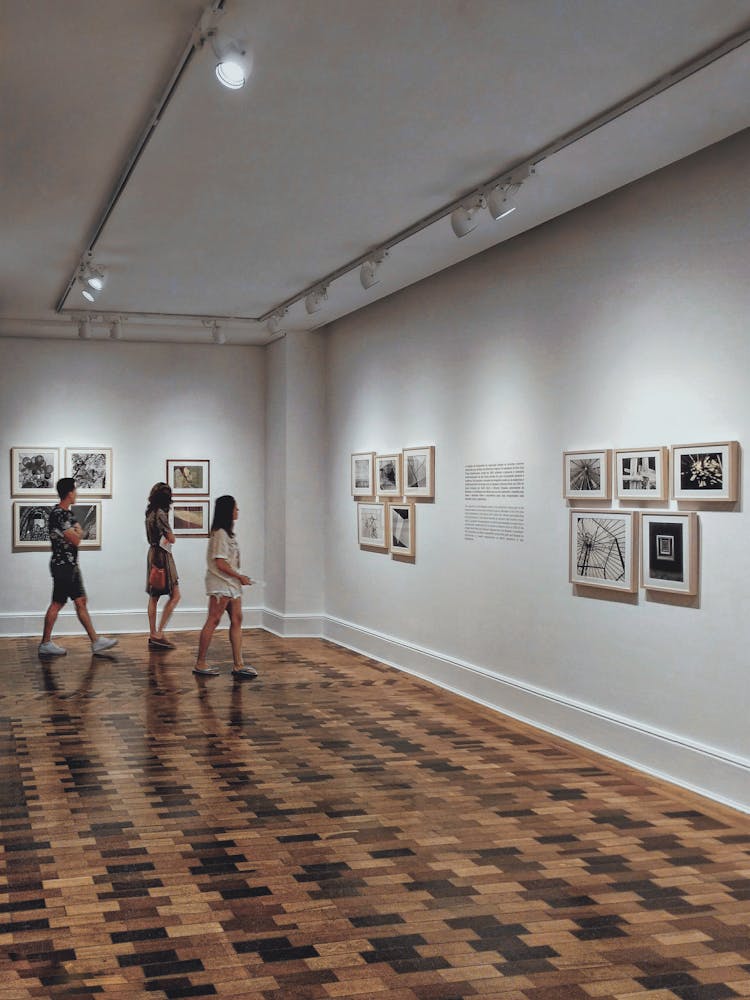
xmin=1 ymin=630 xmax=748 ymax=999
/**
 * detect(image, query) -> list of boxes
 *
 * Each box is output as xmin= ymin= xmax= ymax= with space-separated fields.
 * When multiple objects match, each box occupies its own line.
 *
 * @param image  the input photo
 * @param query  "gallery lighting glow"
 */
xmin=78 ymin=260 xmax=106 ymax=301
xmin=213 ymin=38 xmax=250 ymax=90
xmin=81 ymin=287 xmax=96 ymax=302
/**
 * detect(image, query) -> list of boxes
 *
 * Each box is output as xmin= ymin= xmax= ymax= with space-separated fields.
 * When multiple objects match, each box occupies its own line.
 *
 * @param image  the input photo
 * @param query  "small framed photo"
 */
xmin=66 ymin=448 xmax=113 ymax=498
xmin=167 ymin=459 xmax=210 ymax=496
xmin=389 ymin=503 xmax=415 ymax=557
xmin=570 ymin=509 xmax=638 ymax=592
xmin=72 ymin=502 xmax=102 ymax=549
xmin=12 ymin=502 xmax=56 ymax=550
xmin=357 ymin=501 xmax=387 ymax=549
xmin=563 ymin=449 xmax=611 ymax=500
xmin=11 ymin=447 xmax=60 ymax=497
xmin=351 ymin=452 xmax=375 ymax=497
xmin=376 ymin=453 xmax=402 ymax=497
xmin=671 ymin=441 xmax=739 ymax=502
xmin=641 ymin=512 xmax=698 ymax=595
xmin=403 ymin=446 xmax=435 ymax=499
xmin=615 ymin=447 xmax=668 ymax=501
xmin=172 ymin=500 xmax=210 ymax=537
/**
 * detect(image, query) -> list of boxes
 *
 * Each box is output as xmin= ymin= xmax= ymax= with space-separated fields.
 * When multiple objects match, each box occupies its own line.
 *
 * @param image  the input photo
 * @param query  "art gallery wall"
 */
xmin=322 ymin=127 xmax=750 ymax=811
xmin=0 ymin=339 xmax=266 ymax=634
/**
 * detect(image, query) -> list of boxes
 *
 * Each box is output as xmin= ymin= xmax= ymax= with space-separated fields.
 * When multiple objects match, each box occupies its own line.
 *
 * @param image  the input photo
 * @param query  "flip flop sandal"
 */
xmin=232 ymin=666 xmax=258 ymax=680
xmin=193 ymin=666 xmax=220 ymax=676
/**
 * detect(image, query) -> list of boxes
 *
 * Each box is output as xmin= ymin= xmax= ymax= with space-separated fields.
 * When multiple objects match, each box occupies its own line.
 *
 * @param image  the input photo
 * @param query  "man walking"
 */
xmin=38 ymin=477 xmax=118 ymax=657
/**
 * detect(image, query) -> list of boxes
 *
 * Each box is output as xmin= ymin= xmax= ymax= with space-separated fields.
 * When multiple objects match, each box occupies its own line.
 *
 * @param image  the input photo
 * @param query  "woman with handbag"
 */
xmin=145 ymin=482 xmax=181 ymax=650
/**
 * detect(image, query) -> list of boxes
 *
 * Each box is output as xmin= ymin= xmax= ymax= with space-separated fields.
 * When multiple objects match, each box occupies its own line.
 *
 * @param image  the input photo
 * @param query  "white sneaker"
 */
xmin=92 ymin=637 xmax=118 ymax=654
xmin=38 ymin=640 xmax=67 ymax=657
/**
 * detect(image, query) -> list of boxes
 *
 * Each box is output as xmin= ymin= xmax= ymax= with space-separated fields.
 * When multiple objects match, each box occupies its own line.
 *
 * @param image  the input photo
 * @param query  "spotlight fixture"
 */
xmin=267 ymin=309 xmax=287 ymax=335
xmin=487 ymin=184 xmax=518 ymax=221
xmin=78 ymin=260 xmax=106 ymax=301
xmin=360 ymin=252 xmax=387 ymax=291
xmin=213 ymin=36 xmax=250 ymax=89
xmin=78 ymin=318 xmax=92 ymax=340
xmin=211 ymin=321 xmax=226 ymax=345
xmin=305 ymin=287 xmax=327 ymax=315
xmin=450 ymin=199 xmax=484 ymax=238
xmin=109 ymin=318 xmax=123 ymax=340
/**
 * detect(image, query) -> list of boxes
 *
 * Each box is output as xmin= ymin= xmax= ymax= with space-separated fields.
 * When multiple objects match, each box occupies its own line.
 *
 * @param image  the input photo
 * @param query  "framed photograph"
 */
xmin=71 ymin=502 xmax=102 ymax=549
xmin=563 ymin=449 xmax=611 ymax=500
xmin=10 ymin=447 xmax=60 ymax=497
xmin=172 ymin=500 xmax=210 ymax=536
xmin=376 ymin=453 xmax=402 ymax=497
xmin=65 ymin=448 xmax=112 ymax=497
xmin=403 ymin=446 xmax=435 ymax=499
xmin=12 ymin=502 xmax=55 ymax=550
xmin=569 ymin=510 xmax=638 ymax=592
xmin=389 ymin=503 xmax=415 ymax=557
xmin=351 ymin=452 xmax=375 ymax=497
xmin=167 ymin=459 xmax=210 ymax=496
xmin=641 ymin=512 xmax=698 ymax=595
xmin=615 ymin=447 xmax=668 ymax=501
xmin=671 ymin=441 xmax=739 ymax=502
xmin=357 ymin=501 xmax=387 ymax=549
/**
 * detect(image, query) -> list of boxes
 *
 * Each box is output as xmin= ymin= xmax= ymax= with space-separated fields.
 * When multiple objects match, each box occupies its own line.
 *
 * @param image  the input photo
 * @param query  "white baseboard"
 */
xmin=0 ymin=606 xmax=263 ymax=637
xmin=262 ymin=607 xmax=324 ymax=637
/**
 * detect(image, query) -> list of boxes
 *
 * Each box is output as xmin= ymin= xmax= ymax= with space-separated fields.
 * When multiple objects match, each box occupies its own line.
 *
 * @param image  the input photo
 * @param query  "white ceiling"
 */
xmin=2 ymin=0 xmax=749 ymax=344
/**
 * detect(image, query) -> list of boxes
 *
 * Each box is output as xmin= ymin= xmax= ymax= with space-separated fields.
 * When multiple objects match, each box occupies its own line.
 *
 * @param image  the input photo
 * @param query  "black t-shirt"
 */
xmin=48 ymin=505 xmax=79 ymax=568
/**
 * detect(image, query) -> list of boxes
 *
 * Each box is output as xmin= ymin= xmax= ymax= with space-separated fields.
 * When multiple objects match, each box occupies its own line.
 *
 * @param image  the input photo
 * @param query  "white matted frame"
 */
xmin=351 ymin=452 xmax=375 ymax=498
xmin=376 ymin=453 xmax=402 ymax=498
xmin=357 ymin=501 xmax=387 ymax=550
xmin=671 ymin=441 xmax=739 ymax=502
xmin=569 ymin=509 xmax=638 ymax=592
xmin=563 ymin=449 xmax=611 ymax=501
xmin=12 ymin=501 xmax=56 ymax=550
xmin=389 ymin=503 xmax=415 ymax=557
xmin=403 ymin=446 xmax=435 ymax=499
xmin=615 ymin=446 xmax=668 ymax=501
xmin=167 ymin=459 xmax=210 ymax=496
xmin=71 ymin=502 xmax=102 ymax=549
xmin=172 ymin=500 xmax=210 ymax=537
xmin=66 ymin=447 xmax=113 ymax=498
xmin=10 ymin=447 xmax=60 ymax=498
xmin=641 ymin=512 xmax=698 ymax=595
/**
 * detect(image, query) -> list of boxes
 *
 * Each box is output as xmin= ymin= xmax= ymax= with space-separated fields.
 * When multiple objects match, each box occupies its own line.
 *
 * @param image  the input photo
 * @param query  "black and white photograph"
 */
xmin=66 ymin=447 xmax=113 ymax=497
xmin=403 ymin=445 xmax=435 ymax=499
xmin=569 ymin=510 xmax=638 ymax=592
xmin=12 ymin=502 xmax=55 ymax=550
xmin=71 ymin=502 xmax=102 ymax=549
xmin=11 ymin=447 xmax=60 ymax=497
xmin=376 ymin=453 xmax=402 ymax=497
xmin=357 ymin=501 xmax=387 ymax=549
xmin=615 ymin=447 xmax=668 ymax=500
xmin=563 ymin=449 xmax=611 ymax=500
xmin=672 ymin=441 xmax=739 ymax=502
xmin=389 ymin=503 xmax=415 ymax=557
xmin=167 ymin=459 xmax=210 ymax=496
xmin=641 ymin=513 xmax=698 ymax=595
xmin=351 ymin=451 xmax=375 ymax=497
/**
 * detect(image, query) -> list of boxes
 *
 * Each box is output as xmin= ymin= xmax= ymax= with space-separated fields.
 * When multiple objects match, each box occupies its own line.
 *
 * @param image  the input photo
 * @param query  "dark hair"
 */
xmin=211 ymin=495 xmax=236 ymax=537
xmin=56 ymin=477 xmax=76 ymax=500
xmin=146 ymin=482 xmax=173 ymax=515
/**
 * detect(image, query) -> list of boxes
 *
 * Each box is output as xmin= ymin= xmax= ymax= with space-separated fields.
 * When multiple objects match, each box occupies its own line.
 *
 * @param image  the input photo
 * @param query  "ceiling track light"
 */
xmin=109 ymin=317 xmax=123 ymax=340
xmin=487 ymin=183 xmax=519 ymax=221
xmin=305 ymin=287 xmax=328 ymax=315
xmin=360 ymin=251 xmax=388 ymax=290
xmin=77 ymin=317 xmax=92 ymax=340
xmin=450 ymin=198 xmax=484 ymax=238
xmin=267 ymin=309 xmax=287 ymax=335
xmin=77 ymin=258 xmax=106 ymax=302
xmin=198 ymin=9 xmax=251 ymax=90
xmin=211 ymin=321 xmax=226 ymax=344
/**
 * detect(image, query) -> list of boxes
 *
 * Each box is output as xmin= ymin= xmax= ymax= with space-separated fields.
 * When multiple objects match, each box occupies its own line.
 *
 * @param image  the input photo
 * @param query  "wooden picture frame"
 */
xmin=10 ymin=447 xmax=60 ymax=498
xmin=65 ymin=447 xmax=113 ymax=498
xmin=376 ymin=453 xmax=402 ymax=498
xmin=569 ymin=509 xmax=638 ymax=592
xmin=671 ymin=441 xmax=739 ymax=502
xmin=167 ymin=459 xmax=210 ymax=496
xmin=403 ymin=446 xmax=435 ymax=499
xmin=615 ymin=446 xmax=668 ymax=501
xmin=172 ymin=500 xmax=210 ymax=537
xmin=641 ymin=512 xmax=698 ymax=595
xmin=563 ymin=449 xmax=611 ymax=501
xmin=351 ymin=452 xmax=375 ymax=498
xmin=389 ymin=503 xmax=415 ymax=557
xmin=357 ymin=501 xmax=387 ymax=550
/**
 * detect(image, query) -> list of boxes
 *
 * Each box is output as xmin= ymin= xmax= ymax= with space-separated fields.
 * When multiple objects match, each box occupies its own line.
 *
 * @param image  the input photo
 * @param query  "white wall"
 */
xmin=323 ymin=128 xmax=750 ymax=811
xmin=0 ymin=339 xmax=266 ymax=634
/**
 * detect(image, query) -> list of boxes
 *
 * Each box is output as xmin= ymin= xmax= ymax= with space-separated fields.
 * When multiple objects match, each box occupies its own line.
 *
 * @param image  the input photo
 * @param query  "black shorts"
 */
xmin=51 ymin=564 xmax=86 ymax=605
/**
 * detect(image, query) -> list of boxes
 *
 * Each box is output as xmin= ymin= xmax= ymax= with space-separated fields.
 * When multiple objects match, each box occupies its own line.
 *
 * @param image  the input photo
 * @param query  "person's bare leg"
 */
xmin=73 ymin=597 xmax=98 ymax=642
xmin=148 ymin=595 xmax=160 ymax=638
xmin=158 ymin=586 xmax=181 ymax=638
xmin=228 ymin=598 xmax=244 ymax=668
xmin=195 ymin=597 xmax=227 ymax=667
xmin=42 ymin=602 xmax=64 ymax=643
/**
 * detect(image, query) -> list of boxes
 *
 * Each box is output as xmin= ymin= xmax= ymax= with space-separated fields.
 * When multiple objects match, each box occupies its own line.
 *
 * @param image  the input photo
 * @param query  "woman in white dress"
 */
xmin=193 ymin=495 xmax=257 ymax=679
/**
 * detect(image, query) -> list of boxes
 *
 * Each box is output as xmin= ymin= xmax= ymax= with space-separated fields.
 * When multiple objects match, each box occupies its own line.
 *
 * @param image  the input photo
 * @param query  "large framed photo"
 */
xmin=403 ymin=446 xmax=435 ymax=499
xmin=11 ymin=447 xmax=60 ymax=497
xmin=12 ymin=502 xmax=55 ymax=550
xmin=66 ymin=447 xmax=112 ymax=497
xmin=671 ymin=441 xmax=739 ymax=502
xmin=389 ymin=503 xmax=415 ymax=557
xmin=376 ymin=453 xmax=402 ymax=498
xmin=563 ymin=449 xmax=611 ymax=500
xmin=351 ymin=452 xmax=375 ymax=498
xmin=615 ymin=447 xmax=668 ymax=501
xmin=172 ymin=500 xmax=210 ymax=537
xmin=641 ymin=513 xmax=698 ymax=595
xmin=357 ymin=501 xmax=387 ymax=549
xmin=71 ymin=502 xmax=102 ymax=549
xmin=569 ymin=510 xmax=638 ymax=592
xmin=167 ymin=459 xmax=210 ymax=496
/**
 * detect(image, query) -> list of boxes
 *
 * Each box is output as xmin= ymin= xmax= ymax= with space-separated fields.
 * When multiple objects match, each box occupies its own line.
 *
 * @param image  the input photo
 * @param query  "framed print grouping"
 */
xmin=376 ymin=453 xmax=402 ymax=497
xmin=71 ymin=502 xmax=102 ymax=549
xmin=563 ymin=449 xmax=611 ymax=500
xmin=167 ymin=459 xmax=210 ymax=496
xmin=357 ymin=502 xmax=387 ymax=549
xmin=389 ymin=503 xmax=415 ymax=557
xmin=65 ymin=447 xmax=112 ymax=497
xmin=641 ymin=513 xmax=698 ymax=595
xmin=615 ymin=447 xmax=668 ymax=501
xmin=671 ymin=441 xmax=739 ymax=502
xmin=403 ymin=446 xmax=435 ymax=499
xmin=12 ymin=502 xmax=55 ymax=550
xmin=172 ymin=500 xmax=210 ymax=537
xmin=569 ymin=510 xmax=638 ymax=592
xmin=351 ymin=452 xmax=375 ymax=497
xmin=11 ymin=447 xmax=60 ymax=497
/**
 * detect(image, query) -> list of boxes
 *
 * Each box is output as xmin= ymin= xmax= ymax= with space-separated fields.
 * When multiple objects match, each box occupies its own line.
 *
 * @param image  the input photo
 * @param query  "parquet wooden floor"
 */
xmin=1 ymin=631 xmax=748 ymax=1000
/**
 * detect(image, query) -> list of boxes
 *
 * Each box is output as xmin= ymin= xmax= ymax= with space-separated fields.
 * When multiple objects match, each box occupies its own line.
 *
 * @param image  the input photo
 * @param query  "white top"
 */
xmin=205 ymin=528 xmax=241 ymax=598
